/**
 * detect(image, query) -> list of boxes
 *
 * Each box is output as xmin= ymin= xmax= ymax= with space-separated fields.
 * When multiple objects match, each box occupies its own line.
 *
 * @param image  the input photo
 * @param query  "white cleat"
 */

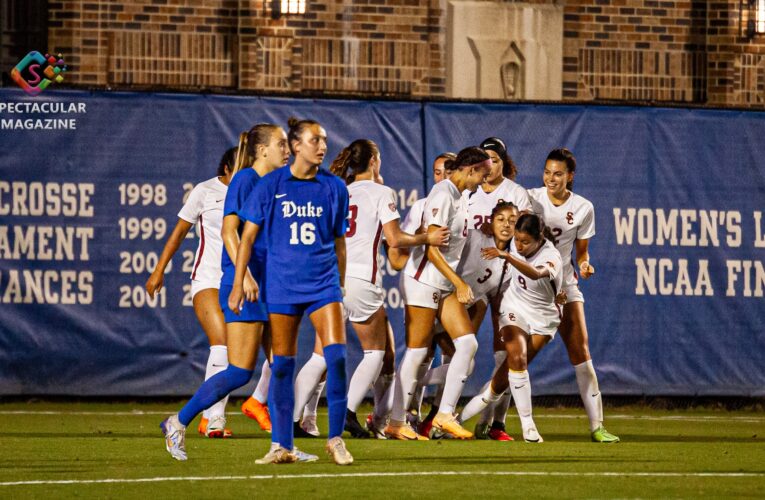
xmin=293 ymin=447 xmax=319 ymax=462
xmin=205 ymin=415 xmax=226 ymax=438
xmin=160 ymin=414 xmax=187 ymax=461
xmin=255 ymin=443 xmax=297 ymax=464
xmin=301 ymin=415 xmax=320 ymax=437
xmin=365 ymin=413 xmax=388 ymax=440
xmin=326 ymin=436 xmax=354 ymax=465
xmin=523 ymin=427 xmax=544 ymax=443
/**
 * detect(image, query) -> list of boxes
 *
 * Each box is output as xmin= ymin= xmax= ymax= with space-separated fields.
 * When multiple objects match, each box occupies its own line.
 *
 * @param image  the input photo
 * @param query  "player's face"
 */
xmin=464 ymin=164 xmax=491 ymax=191
xmin=485 ymin=150 xmax=504 ymax=184
xmin=432 ymin=158 xmax=447 ymax=183
xmin=492 ymin=207 xmax=518 ymax=243
xmin=514 ymin=230 xmax=542 ymax=257
xmin=294 ymin=125 xmax=328 ymax=166
xmin=543 ymin=159 xmax=572 ymax=197
xmin=265 ymin=128 xmax=290 ymax=168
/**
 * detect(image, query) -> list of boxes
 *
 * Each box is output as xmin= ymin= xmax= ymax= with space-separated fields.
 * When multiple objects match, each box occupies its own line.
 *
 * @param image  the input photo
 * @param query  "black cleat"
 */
xmin=345 ymin=410 xmax=371 ymax=439
xmin=294 ymin=420 xmax=318 ymax=438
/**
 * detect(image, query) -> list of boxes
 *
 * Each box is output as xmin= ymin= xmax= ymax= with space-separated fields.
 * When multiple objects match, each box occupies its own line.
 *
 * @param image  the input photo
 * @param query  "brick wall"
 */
xmin=40 ymin=0 xmax=765 ymax=108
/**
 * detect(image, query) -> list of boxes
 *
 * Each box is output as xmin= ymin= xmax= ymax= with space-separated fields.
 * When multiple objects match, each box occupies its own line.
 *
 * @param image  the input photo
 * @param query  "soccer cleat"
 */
xmin=293 ymin=447 xmax=319 ymax=462
xmin=326 ymin=436 xmax=354 ymax=465
xmin=241 ymin=397 xmax=272 ymax=433
xmin=488 ymin=427 xmax=513 ymax=442
xmin=474 ymin=421 xmax=490 ymax=440
xmin=294 ymin=420 xmax=318 ymax=438
xmin=205 ymin=415 xmax=232 ymax=439
xmin=406 ymin=409 xmax=420 ymax=432
xmin=301 ymin=415 xmax=320 ymax=437
xmin=345 ymin=410 xmax=371 ymax=439
xmin=365 ymin=414 xmax=387 ymax=440
xmin=523 ymin=427 xmax=544 ymax=443
xmin=198 ymin=416 xmax=233 ymax=438
xmin=432 ymin=413 xmax=473 ymax=440
xmin=384 ymin=420 xmax=429 ymax=441
xmin=418 ymin=415 xmax=435 ymax=438
xmin=255 ymin=443 xmax=298 ymax=464
xmin=160 ymin=415 xmax=187 ymax=461
xmin=591 ymin=426 xmax=620 ymax=443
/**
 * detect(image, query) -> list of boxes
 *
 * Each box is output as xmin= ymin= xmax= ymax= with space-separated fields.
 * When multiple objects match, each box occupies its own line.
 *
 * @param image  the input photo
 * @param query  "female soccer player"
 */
xmin=464 ymin=213 xmax=563 ymax=443
xmin=328 ymin=139 xmax=449 ymax=438
xmin=385 ymin=146 xmax=492 ymax=440
xmin=527 ymin=148 xmax=619 ymax=443
xmin=147 ymin=147 xmax=235 ymax=438
xmin=229 ymin=117 xmax=354 ymax=465
xmin=160 ymin=124 xmax=290 ymax=461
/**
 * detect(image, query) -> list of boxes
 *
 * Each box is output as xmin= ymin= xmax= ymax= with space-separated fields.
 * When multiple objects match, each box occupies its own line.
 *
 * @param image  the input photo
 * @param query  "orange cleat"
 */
xmin=384 ymin=420 xmax=429 ymax=441
xmin=241 ymin=396 xmax=272 ymax=432
xmin=433 ymin=412 xmax=473 ymax=440
xmin=197 ymin=416 xmax=233 ymax=438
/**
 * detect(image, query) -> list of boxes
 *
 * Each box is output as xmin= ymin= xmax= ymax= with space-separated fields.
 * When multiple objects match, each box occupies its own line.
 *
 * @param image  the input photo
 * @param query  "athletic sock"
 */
xmin=411 ymin=356 xmax=434 ymax=415
xmin=508 ymin=370 xmax=534 ymax=431
xmin=391 ymin=347 xmax=429 ymax=423
xmin=269 ymin=355 xmax=296 ymax=449
xmin=203 ymin=345 xmax=229 ymax=420
xmin=431 ymin=354 xmax=450 ymax=410
xmin=304 ymin=380 xmax=325 ymax=417
xmin=438 ymin=334 xmax=478 ymax=414
xmin=347 ymin=350 xmax=385 ymax=412
xmin=372 ymin=373 xmax=394 ymax=419
xmin=178 ymin=364 xmax=253 ymax=427
xmin=477 ymin=351 xmax=507 ymax=425
xmin=252 ymin=359 xmax=271 ymax=404
xmin=575 ymin=360 xmax=603 ymax=431
xmin=323 ymin=344 xmax=348 ymax=439
xmin=493 ymin=392 xmax=512 ymax=427
xmin=292 ymin=353 xmax=326 ymax=422
xmin=460 ymin=385 xmax=501 ymax=422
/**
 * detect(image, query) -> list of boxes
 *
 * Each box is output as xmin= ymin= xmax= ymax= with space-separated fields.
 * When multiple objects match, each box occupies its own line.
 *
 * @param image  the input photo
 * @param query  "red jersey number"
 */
xmin=346 ymin=205 xmax=359 ymax=237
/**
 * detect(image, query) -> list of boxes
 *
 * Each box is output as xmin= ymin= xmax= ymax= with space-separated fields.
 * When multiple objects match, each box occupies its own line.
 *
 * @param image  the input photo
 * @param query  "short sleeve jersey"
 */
xmin=466 ymin=178 xmax=532 ymax=230
xmin=346 ymin=180 xmax=401 ymax=285
xmin=505 ymin=238 xmax=564 ymax=316
xmin=241 ymin=166 xmax=349 ymax=304
xmin=177 ymin=177 xmax=227 ymax=283
xmin=220 ymin=168 xmax=266 ymax=287
xmin=527 ymin=187 xmax=595 ymax=283
xmin=400 ymin=197 xmax=426 ymax=234
xmin=455 ymin=230 xmax=509 ymax=304
xmin=404 ymin=179 xmax=469 ymax=291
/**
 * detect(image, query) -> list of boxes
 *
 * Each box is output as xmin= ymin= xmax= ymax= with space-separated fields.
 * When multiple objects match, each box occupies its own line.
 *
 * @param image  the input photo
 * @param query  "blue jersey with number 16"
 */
xmin=241 ymin=166 xmax=349 ymax=304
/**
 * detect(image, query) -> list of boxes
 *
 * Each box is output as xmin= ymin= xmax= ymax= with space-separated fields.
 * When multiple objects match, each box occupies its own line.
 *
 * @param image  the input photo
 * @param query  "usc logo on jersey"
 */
xmin=566 ymin=211 xmax=574 ymax=225
xmin=432 ymin=292 xmax=439 ymax=304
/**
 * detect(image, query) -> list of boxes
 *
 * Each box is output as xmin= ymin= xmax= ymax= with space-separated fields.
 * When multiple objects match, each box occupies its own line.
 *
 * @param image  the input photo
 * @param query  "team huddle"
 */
xmin=147 ymin=117 xmax=619 ymax=466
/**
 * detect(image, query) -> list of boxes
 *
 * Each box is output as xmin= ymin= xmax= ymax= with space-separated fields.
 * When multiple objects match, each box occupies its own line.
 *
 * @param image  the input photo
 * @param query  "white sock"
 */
xmin=293 ymin=353 xmax=326 ymax=422
xmin=493 ymin=392 xmax=512 ymax=425
xmin=461 ymin=385 xmax=501 ymax=422
xmin=252 ymin=360 xmax=271 ymax=404
xmin=575 ymin=360 xmax=603 ymax=431
xmin=373 ymin=373 xmax=394 ymax=419
xmin=411 ymin=357 xmax=434 ymax=414
xmin=478 ymin=351 xmax=508 ymax=425
xmin=304 ymin=380 xmax=325 ymax=418
xmin=347 ymin=350 xmax=385 ymax=412
xmin=438 ymin=334 xmax=478 ymax=415
xmin=432 ymin=354 xmax=450 ymax=407
xmin=422 ymin=363 xmax=449 ymax=387
xmin=391 ymin=347 xmax=429 ymax=422
xmin=203 ymin=345 xmax=229 ymax=420
xmin=509 ymin=370 xmax=534 ymax=431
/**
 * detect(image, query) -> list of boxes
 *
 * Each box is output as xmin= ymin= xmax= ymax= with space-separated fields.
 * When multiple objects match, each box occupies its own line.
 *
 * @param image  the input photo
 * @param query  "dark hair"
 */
xmin=515 ymin=213 xmax=554 ymax=242
xmin=481 ymin=136 xmax=518 ymax=180
xmin=443 ymin=146 xmax=490 ymax=172
xmin=218 ymin=147 xmax=237 ymax=177
xmin=491 ymin=200 xmax=518 ymax=218
xmin=546 ymin=148 xmax=576 ymax=190
xmin=233 ymin=123 xmax=281 ymax=174
xmin=287 ymin=116 xmax=321 ymax=155
xmin=329 ymin=139 xmax=379 ymax=184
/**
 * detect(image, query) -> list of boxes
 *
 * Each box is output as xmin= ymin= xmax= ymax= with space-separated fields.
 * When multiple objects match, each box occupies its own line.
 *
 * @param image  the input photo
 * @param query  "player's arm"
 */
xmin=482 ymin=247 xmax=550 ymax=280
xmin=382 ymin=219 xmax=449 ymax=248
xmin=228 ymin=221 xmax=261 ymax=313
xmin=426 ymin=225 xmax=473 ymax=304
xmin=145 ymin=218 xmax=193 ymax=298
xmin=385 ymin=243 xmax=409 ymax=271
xmin=335 ymin=236 xmax=346 ymax=290
xmin=575 ymin=238 xmax=595 ymax=279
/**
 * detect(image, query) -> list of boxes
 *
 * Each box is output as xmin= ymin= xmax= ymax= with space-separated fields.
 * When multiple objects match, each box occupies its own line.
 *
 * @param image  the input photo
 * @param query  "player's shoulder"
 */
xmin=540 ymin=239 xmax=563 ymax=263
xmin=569 ymin=191 xmax=594 ymax=212
xmin=189 ymin=176 xmax=220 ymax=195
xmin=527 ymin=186 xmax=546 ymax=201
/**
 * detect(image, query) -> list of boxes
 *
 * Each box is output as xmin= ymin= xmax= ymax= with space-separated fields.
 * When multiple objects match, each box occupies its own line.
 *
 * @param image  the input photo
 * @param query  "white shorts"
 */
xmin=498 ymin=295 xmax=561 ymax=338
xmin=191 ymin=279 xmax=220 ymax=299
xmin=343 ymin=276 xmax=384 ymax=322
xmin=400 ymin=273 xmax=449 ymax=310
xmin=562 ymin=280 xmax=584 ymax=304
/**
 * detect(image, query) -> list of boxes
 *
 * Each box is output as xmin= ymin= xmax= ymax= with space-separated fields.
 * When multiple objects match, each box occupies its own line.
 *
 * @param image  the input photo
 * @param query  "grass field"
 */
xmin=1 ymin=401 xmax=763 ymax=499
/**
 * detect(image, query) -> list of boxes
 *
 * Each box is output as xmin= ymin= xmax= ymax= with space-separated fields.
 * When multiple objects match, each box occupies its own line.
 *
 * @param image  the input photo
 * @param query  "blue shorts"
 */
xmin=219 ymin=284 xmax=268 ymax=323
xmin=268 ymin=295 xmax=342 ymax=317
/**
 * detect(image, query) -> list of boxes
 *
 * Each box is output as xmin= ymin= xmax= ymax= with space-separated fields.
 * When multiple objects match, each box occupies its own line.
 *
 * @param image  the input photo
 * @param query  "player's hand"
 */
xmin=555 ymin=290 xmax=568 ymax=305
xmin=481 ymin=247 xmax=504 ymax=260
xmin=427 ymin=226 xmax=450 ymax=247
xmin=243 ymin=273 xmax=260 ymax=302
xmin=479 ymin=221 xmax=493 ymax=237
xmin=579 ymin=261 xmax=595 ymax=279
xmin=145 ymin=272 xmax=164 ymax=298
xmin=456 ymin=281 xmax=474 ymax=304
xmin=228 ymin=285 xmax=244 ymax=315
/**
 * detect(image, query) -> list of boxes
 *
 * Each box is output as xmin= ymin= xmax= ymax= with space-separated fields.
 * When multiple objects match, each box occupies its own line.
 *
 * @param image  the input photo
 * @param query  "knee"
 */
xmin=271 ymin=356 xmax=296 ymax=379
xmin=506 ymin=351 xmax=527 ymax=372
xmin=455 ymin=334 xmax=478 ymax=356
xmin=223 ymin=365 xmax=253 ymax=389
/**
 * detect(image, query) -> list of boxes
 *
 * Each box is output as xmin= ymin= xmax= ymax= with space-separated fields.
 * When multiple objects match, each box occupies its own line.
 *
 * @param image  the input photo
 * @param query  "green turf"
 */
xmin=0 ymin=402 xmax=763 ymax=498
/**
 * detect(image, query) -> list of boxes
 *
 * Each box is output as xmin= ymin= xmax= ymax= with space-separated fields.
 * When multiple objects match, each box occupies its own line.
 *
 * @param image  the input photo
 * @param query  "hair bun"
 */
xmin=287 ymin=117 xmax=300 ymax=128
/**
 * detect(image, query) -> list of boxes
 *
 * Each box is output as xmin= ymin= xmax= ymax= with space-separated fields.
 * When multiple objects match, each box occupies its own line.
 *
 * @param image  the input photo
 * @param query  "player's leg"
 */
xmin=292 ymin=334 xmax=325 ymax=437
xmin=504 ymin=325 xmax=549 ymax=443
xmin=368 ymin=318 xmax=395 ymax=438
xmin=559 ymin=300 xmax=619 ymax=443
xmin=242 ymin=327 xmax=272 ymax=432
xmin=301 ymin=374 xmax=325 ymax=437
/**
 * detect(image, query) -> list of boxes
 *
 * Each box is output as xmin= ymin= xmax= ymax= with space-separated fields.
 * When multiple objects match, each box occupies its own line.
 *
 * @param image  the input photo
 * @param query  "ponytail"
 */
xmin=232 ymin=132 xmax=250 ymax=175
xmin=329 ymin=139 xmax=379 ymax=185
xmin=231 ymin=123 xmax=282 ymax=175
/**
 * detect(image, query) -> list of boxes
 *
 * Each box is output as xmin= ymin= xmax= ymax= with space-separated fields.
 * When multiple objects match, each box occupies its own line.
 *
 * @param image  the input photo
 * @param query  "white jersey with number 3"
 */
xmin=345 ymin=180 xmax=401 ymax=285
xmin=177 ymin=177 xmax=227 ymax=284
xmin=528 ymin=187 xmax=595 ymax=285
xmin=466 ymin=178 xmax=531 ymax=230
xmin=456 ymin=230 xmax=508 ymax=305
xmin=404 ymin=179 xmax=468 ymax=291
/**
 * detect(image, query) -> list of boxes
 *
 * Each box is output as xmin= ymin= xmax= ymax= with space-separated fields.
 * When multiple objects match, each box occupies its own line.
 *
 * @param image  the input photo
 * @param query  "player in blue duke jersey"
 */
xmin=229 ymin=117 xmax=354 ymax=465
